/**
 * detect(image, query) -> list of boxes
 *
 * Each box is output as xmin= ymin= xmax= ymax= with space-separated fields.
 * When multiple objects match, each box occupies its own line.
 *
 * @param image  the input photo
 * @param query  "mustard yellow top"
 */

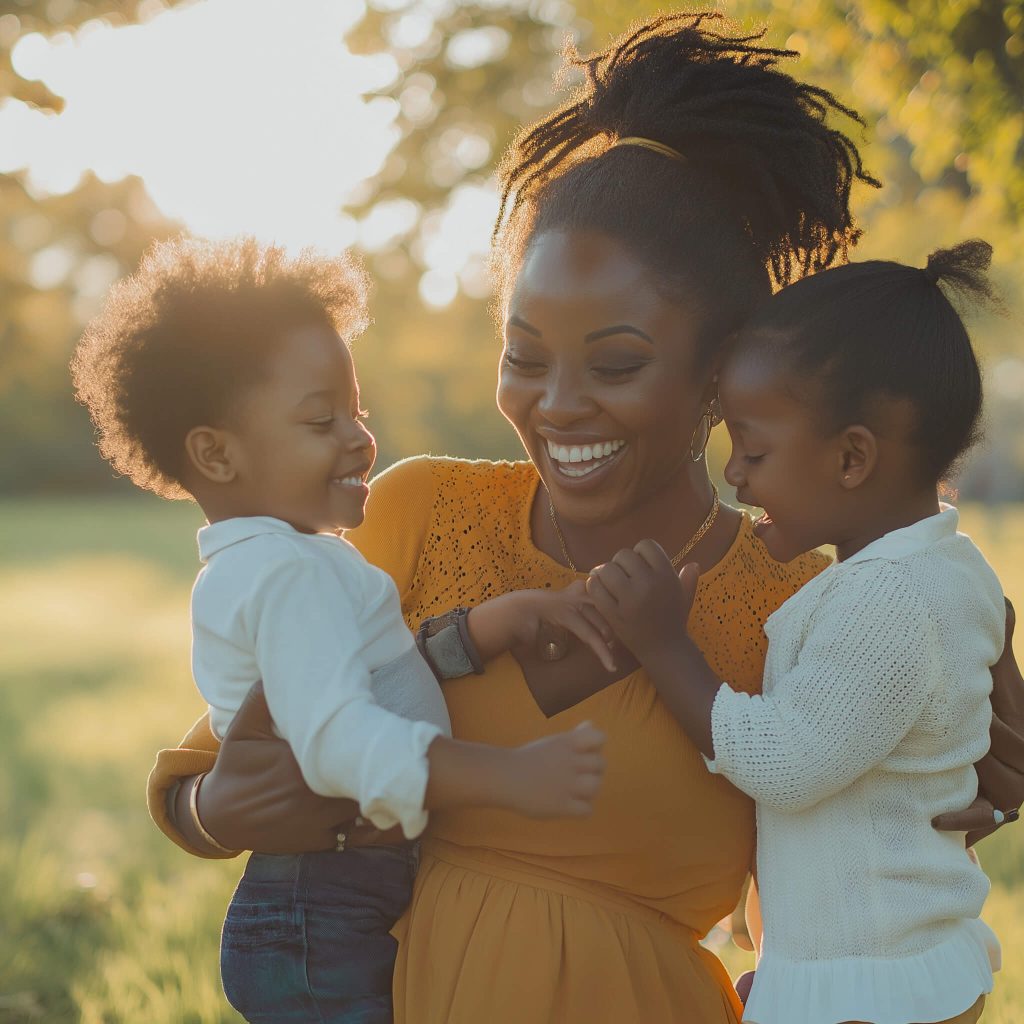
xmin=147 ymin=456 xmax=828 ymax=1023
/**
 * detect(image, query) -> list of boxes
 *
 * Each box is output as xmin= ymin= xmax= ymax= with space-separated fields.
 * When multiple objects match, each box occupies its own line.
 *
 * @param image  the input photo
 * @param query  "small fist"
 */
xmin=511 ymin=722 xmax=607 ymax=818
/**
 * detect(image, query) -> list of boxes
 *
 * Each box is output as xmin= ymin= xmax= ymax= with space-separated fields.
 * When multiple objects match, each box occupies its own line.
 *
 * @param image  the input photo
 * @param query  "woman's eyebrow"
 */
xmin=584 ymin=325 xmax=654 ymax=344
xmin=507 ymin=315 xmax=541 ymax=337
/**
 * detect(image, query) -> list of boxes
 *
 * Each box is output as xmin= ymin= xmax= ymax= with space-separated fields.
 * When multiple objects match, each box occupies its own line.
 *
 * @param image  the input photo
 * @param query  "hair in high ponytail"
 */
xmin=733 ymin=239 xmax=1000 ymax=484
xmin=492 ymin=11 xmax=880 ymax=357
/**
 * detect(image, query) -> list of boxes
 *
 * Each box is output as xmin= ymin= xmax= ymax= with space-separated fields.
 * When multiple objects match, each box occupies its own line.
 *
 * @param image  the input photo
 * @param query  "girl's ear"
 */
xmin=184 ymin=426 xmax=239 ymax=484
xmin=837 ymin=425 xmax=878 ymax=488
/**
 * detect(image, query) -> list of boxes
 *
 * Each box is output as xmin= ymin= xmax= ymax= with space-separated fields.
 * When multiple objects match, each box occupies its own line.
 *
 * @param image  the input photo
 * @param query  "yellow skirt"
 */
xmin=392 ymin=839 xmax=742 ymax=1024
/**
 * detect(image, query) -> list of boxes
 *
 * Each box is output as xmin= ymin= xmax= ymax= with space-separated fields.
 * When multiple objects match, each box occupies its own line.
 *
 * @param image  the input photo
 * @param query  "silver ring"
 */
xmin=335 ymin=830 xmax=347 ymax=852
xmin=993 ymin=808 xmax=1006 ymax=826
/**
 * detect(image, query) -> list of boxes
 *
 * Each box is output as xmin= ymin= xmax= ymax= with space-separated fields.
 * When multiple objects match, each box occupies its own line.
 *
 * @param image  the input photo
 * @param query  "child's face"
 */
xmin=228 ymin=322 xmax=376 ymax=534
xmin=719 ymin=348 xmax=845 ymax=562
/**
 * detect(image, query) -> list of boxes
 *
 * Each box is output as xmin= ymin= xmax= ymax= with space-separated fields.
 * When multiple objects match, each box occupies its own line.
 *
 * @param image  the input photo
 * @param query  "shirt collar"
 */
xmin=198 ymin=516 xmax=305 ymax=562
xmin=842 ymin=503 xmax=959 ymax=566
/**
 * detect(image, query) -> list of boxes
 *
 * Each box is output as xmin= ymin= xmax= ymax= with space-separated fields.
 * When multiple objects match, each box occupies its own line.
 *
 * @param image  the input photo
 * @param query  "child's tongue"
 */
xmin=752 ymin=512 xmax=773 ymax=539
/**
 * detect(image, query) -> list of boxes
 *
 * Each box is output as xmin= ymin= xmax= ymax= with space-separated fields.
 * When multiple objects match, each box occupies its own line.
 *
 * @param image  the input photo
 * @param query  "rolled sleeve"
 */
xmin=252 ymin=556 xmax=439 ymax=838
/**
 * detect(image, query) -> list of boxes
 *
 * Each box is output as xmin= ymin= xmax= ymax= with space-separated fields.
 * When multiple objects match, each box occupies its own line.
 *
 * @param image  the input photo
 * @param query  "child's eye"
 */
xmin=743 ymin=454 xmax=765 ymax=464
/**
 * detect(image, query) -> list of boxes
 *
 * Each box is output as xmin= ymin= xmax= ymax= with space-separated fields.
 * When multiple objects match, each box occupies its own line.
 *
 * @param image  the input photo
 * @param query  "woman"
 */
xmin=149 ymin=14 xmax=1024 ymax=1023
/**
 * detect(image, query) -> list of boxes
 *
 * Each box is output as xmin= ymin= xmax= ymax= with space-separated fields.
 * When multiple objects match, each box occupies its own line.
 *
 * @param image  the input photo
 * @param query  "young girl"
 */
xmin=586 ymin=240 xmax=1005 ymax=1024
xmin=71 ymin=237 xmax=609 ymax=1023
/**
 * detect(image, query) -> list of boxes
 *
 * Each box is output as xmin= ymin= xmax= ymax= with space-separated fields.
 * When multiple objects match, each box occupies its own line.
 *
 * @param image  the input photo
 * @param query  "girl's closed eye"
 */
xmin=743 ymin=453 xmax=765 ymax=464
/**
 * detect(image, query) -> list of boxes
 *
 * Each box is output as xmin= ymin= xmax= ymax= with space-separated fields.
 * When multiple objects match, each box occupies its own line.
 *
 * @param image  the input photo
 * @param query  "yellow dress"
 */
xmin=147 ymin=455 xmax=827 ymax=1023
xmin=349 ymin=457 xmax=827 ymax=1024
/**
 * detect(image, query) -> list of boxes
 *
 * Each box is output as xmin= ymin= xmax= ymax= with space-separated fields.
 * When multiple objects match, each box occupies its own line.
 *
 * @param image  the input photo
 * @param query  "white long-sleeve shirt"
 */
xmin=707 ymin=506 xmax=1003 ymax=1024
xmin=191 ymin=516 xmax=451 ymax=839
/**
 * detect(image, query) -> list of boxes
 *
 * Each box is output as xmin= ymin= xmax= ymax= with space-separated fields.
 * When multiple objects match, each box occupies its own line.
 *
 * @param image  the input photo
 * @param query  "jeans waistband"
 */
xmin=242 ymin=844 xmax=419 ymax=886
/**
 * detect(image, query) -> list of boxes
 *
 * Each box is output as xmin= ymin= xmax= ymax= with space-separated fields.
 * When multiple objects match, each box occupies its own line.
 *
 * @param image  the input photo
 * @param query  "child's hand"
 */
xmin=585 ymin=540 xmax=700 ymax=662
xmin=506 ymin=722 xmax=607 ymax=818
xmin=468 ymin=582 xmax=617 ymax=671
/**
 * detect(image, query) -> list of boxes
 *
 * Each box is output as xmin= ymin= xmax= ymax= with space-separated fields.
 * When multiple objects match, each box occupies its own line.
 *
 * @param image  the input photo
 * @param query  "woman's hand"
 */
xmin=194 ymin=681 xmax=366 ymax=854
xmin=933 ymin=597 xmax=1024 ymax=846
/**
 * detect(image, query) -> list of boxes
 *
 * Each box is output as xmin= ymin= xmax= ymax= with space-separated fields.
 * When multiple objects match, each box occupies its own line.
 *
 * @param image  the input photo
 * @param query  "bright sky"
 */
xmin=2 ymin=0 xmax=501 ymax=306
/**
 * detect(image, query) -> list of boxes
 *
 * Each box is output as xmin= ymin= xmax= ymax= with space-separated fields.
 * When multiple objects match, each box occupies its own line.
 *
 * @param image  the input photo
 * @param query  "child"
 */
xmin=72 ymin=237 xmax=609 ymax=1023
xmin=586 ymin=241 xmax=1004 ymax=1024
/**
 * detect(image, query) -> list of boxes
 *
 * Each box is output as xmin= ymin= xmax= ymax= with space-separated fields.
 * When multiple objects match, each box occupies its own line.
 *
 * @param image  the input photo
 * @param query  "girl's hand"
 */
xmin=585 ymin=540 xmax=700 ymax=662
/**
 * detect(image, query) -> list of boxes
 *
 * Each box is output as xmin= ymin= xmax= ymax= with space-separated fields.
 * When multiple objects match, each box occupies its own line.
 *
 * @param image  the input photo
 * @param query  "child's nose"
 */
xmin=345 ymin=418 xmax=375 ymax=452
xmin=723 ymin=451 xmax=745 ymax=489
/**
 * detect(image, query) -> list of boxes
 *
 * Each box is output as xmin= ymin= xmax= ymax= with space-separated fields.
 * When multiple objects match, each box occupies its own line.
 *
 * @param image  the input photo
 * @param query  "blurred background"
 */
xmin=0 ymin=1 xmax=1021 ymax=1020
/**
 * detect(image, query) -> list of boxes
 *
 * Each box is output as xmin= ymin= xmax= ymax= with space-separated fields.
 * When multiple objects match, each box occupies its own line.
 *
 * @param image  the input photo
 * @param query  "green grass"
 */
xmin=0 ymin=495 xmax=1021 ymax=1021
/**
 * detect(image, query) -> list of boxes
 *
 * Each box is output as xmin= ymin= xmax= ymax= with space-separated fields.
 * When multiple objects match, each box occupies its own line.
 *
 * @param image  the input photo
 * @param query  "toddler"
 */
xmin=587 ymin=241 xmax=1004 ymax=1024
xmin=72 ymin=237 xmax=608 ymax=1023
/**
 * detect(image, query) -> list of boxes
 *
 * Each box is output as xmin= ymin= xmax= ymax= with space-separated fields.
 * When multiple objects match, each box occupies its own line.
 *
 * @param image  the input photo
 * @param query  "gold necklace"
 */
xmin=547 ymin=485 xmax=720 ymax=573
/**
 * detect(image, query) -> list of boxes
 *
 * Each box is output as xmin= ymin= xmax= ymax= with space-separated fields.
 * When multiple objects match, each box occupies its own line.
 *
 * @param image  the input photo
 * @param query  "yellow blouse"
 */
xmin=147 ymin=456 xmax=828 ymax=1023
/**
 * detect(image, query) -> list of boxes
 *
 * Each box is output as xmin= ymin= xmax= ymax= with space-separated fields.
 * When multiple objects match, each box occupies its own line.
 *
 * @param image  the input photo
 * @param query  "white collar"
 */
xmin=842 ymin=504 xmax=959 ymax=566
xmin=198 ymin=516 xmax=311 ymax=562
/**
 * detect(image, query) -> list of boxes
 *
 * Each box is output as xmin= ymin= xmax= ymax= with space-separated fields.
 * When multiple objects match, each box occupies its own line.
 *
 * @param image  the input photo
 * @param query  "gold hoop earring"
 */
xmin=689 ymin=398 xmax=721 ymax=462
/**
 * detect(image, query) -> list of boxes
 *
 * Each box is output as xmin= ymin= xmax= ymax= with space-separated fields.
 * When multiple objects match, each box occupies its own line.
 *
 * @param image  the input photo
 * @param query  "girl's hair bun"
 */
xmin=922 ymin=240 xmax=1000 ymax=312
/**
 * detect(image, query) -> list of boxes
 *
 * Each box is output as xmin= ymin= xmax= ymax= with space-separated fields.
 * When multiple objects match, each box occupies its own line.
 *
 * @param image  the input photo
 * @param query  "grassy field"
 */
xmin=1 ymin=495 xmax=1022 ymax=1022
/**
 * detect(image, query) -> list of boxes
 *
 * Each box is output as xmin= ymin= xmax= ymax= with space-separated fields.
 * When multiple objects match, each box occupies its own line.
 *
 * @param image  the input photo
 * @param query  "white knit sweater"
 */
xmin=707 ymin=507 xmax=1003 ymax=1024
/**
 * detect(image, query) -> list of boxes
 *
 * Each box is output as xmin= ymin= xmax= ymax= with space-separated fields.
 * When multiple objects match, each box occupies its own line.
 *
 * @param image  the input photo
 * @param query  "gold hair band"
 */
xmin=611 ymin=136 xmax=686 ymax=163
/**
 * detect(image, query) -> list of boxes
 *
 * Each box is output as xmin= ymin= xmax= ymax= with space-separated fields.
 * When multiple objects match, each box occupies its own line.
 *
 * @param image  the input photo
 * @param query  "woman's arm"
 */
xmin=933 ymin=597 xmax=1024 ymax=845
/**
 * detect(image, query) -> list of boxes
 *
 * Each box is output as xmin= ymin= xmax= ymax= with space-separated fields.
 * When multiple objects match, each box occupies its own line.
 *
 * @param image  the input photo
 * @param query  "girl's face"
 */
xmin=497 ymin=229 xmax=712 ymax=528
xmin=228 ymin=323 xmax=376 ymax=533
xmin=720 ymin=347 xmax=844 ymax=562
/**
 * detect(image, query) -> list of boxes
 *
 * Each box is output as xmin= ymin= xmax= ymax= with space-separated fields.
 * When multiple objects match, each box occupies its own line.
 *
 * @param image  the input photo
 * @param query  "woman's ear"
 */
xmin=838 ymin=425 xmax=878 ymax=488
xmin=184 ymin=426 xmax=239 ymax=484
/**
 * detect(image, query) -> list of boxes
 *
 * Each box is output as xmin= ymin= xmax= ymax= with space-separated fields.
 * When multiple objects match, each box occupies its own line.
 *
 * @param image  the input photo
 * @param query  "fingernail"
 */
xmin=1006 ymin=808 xmax=1020 ymax=824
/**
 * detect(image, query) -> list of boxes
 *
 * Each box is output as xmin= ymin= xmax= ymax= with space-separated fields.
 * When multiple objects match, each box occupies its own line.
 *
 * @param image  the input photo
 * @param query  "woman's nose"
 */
xmin=537 ymin=369 xmax=595 ymax=425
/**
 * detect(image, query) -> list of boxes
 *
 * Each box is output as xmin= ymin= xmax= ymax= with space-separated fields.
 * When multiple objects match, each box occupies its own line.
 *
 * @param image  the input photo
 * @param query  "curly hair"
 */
xmin=71 ymin=237 xmax=370 ymax=500
xmin=492 ymin=11 xmax=881 ymax=358
xmin=735 ymin=240 xmax=999 ymax=483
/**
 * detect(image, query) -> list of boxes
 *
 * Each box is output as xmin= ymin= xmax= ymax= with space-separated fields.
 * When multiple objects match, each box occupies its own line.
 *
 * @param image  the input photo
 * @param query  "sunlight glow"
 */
xmin=6 ymin=0 xmax=402 ymax=253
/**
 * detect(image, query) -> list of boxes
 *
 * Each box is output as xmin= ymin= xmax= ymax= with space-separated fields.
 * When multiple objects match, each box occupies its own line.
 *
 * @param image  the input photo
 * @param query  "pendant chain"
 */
xmin=547 ymin=485 xmax=720 ymax=574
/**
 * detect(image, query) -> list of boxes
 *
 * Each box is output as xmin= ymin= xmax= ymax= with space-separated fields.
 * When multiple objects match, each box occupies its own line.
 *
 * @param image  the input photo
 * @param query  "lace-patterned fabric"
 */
xmin=347 ymin=456 xmax=828 ymax=1024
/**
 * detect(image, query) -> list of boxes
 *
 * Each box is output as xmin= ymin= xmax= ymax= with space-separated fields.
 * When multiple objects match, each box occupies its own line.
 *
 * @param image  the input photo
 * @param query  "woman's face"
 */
xmin=497 ymin=229 xmax=713 ymax=526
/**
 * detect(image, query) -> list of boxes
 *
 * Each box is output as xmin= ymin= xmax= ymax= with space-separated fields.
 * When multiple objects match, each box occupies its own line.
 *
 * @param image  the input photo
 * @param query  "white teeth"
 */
xmin=545 ymin=438 xmax=626 ymax=470
xmin=333 ymin=476 xmax=363 ymax=486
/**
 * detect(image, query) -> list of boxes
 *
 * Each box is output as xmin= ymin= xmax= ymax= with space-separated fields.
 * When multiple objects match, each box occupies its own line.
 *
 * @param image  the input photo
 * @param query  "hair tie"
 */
xmin=610 ymin=136 xmax=686 ymax=163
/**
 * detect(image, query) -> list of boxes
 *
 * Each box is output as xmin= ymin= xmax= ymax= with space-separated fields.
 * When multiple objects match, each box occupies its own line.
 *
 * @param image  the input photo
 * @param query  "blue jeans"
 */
xmin=220 ymin=845 xmax=417 ymax=1023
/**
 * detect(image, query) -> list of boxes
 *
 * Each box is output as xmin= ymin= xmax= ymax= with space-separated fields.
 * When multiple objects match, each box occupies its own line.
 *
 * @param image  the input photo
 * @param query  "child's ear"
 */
xmin=184 ymin=426 xmax=238 ymax=484
xmin=837 ymin=425 xmax=878 ymax=488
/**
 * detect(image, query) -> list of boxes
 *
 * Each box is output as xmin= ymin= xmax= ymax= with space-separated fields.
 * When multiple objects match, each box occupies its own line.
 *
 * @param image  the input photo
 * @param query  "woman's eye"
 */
xmin=308 ymin=417 xmax=335 ymax=430
xmin=504 ymin=352 xmax=545 ymax=373
xmin=593 ymin=364 xmax=646 ymax=379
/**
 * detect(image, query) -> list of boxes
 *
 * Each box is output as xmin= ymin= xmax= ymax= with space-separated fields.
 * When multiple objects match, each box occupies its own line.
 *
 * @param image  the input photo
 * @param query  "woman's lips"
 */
xmin=542 ymin=437 xmax=628 ymax=486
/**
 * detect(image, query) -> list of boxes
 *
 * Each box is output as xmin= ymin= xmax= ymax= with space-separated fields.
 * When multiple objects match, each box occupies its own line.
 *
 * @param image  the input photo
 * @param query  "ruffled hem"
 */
xmin=743 ymin=919 xmax=999 ymax=1024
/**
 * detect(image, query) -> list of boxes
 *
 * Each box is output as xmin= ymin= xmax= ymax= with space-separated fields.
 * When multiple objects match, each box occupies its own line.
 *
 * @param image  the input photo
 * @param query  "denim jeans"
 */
xmin=220 ymin=845 xmax=417 ymax=1024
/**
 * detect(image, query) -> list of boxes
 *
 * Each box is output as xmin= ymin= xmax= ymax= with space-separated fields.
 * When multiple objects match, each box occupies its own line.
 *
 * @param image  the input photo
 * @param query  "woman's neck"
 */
xmin=533 ymin=463 xmax=741 ymax=574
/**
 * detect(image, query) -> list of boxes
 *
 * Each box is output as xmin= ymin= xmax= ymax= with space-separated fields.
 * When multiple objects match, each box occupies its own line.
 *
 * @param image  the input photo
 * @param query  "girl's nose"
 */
xmin=723 ymin=449 xmax=745 ymax=489
xmin=344 ymin=417 xmax=375 ymax=452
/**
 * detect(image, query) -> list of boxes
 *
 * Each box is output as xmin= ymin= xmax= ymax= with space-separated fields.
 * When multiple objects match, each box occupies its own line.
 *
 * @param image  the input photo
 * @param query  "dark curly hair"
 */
xmin=734 ymin=240 xmax=999 ymax=484
xmin=492 ymin=11 xmax=880 ymax=360
xmin=71 ymin=237 xmax=370 ymax=500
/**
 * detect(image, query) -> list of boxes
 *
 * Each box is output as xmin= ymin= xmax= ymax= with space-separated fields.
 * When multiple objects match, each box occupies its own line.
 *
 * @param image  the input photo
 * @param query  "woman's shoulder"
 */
xmin=704 ymin=511 xmax=832 ymax=614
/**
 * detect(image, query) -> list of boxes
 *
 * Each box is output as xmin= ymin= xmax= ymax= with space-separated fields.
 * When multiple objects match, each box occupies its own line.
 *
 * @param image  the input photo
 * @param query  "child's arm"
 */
xmin=588 ymin=541 xmax=942 ymax=813
xmin=253 ymin=556 xmax=605 ymax=836
xmin=465 ymin=581 xmax=616 ymax=671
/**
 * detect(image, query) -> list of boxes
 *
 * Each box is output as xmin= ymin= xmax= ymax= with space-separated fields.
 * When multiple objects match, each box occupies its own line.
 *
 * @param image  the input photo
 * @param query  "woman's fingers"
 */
xmin=932 ymin=794 xmax=1011 ymax=832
